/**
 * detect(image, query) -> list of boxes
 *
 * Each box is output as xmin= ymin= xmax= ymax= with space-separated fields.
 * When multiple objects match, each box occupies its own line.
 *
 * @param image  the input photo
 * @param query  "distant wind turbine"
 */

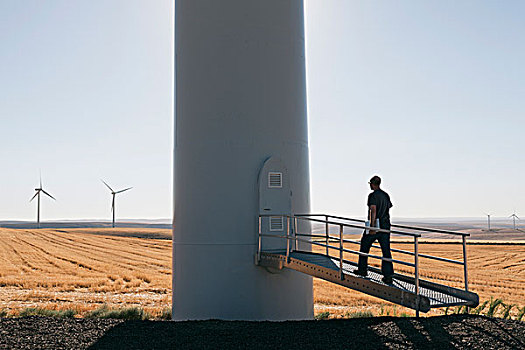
xmin=101 ymin=180 xmax=132 ymax=228
xmin=30 ymin=175 xmax=56 ymax=228
xmin=509 ymin=212 xmax=520 ymax=230
xmin=485 ymin=213 xmax=491 ymax=231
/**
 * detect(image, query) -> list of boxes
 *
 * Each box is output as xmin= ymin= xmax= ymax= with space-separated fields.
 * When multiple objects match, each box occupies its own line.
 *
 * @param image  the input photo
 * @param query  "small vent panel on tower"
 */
xmin=269 ymin=216 xmax=284 ymax=231
xmin=268 ymin=172 xmax=283 ymax=188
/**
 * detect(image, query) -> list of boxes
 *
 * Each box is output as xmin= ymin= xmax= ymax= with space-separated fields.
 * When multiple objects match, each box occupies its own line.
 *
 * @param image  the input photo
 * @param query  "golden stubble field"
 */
xmin=0 ymin=228 xmax=523 ymax=318
xmin=0 ymin=228 xmax=171 ymax=317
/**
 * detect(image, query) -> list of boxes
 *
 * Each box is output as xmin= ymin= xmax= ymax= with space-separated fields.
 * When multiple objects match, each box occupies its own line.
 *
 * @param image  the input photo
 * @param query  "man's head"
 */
xmin=369 ymin=175 xmax=381 ymax=190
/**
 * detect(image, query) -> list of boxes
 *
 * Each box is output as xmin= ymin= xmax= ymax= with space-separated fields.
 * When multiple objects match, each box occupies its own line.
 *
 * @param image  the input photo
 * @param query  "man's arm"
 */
xmin=369 ymin=205 xmax=377 ymax=234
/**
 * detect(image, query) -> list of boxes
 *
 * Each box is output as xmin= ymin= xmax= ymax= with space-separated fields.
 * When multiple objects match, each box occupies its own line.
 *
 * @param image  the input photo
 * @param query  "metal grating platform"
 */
xmin=258 ymin=250 xmax=479 ymax=313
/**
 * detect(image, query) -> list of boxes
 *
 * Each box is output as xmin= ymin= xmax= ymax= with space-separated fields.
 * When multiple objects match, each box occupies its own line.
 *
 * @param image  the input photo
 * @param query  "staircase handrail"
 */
xmin=295 ymin=213 xmax=470 ymax=237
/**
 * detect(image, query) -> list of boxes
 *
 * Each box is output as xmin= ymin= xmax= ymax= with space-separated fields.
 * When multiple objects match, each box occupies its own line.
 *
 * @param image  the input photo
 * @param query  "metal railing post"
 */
xmin=286 ymin=216 xmax=290 ymax=263
xmin=414 ymin=236 xmax=420 ymax=318
xmin=339 ymin=224 xmax=344 ymax=280
xmin=293 ymin=216 xmax=298 ymax=252
xmin=462 ymin=235 xmax=469 ymax=313
xmin=325 ymin=215 xmax=329 ymax=256
xmin=462 ymin=235 xmax=469 ymax=292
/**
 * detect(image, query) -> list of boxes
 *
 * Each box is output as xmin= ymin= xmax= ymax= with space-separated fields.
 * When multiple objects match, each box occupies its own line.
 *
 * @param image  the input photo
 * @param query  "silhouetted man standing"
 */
xmin=355 ymin=175 xmax=394 ymax=284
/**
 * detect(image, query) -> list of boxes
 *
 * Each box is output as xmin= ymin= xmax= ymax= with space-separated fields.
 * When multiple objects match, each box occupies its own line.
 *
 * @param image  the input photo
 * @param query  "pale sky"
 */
xmin=1 ymin=1 xmax=524 ymax=221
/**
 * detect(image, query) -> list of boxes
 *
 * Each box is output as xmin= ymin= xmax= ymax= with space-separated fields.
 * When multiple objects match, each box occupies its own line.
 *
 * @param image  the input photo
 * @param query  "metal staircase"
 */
xmin=256 ymin=214 xmax=479 ymax=315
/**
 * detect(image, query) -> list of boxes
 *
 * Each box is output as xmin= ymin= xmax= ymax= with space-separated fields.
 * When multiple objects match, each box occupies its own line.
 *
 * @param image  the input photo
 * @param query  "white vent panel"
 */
xmin=269 ymin=216 xmax=284 ymax=231
xmin=268 ymin=172 xmax=283 ymax=188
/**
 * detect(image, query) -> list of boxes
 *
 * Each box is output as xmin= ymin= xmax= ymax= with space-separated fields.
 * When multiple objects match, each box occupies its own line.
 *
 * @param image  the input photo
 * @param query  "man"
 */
xmin=355 ymin=175 xmax=394 ymax=284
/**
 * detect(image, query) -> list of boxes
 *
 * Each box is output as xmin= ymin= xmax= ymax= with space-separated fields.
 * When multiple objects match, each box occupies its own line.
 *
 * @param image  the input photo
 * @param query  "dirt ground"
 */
xmin=0 ymin=315 xmax=523 ymax=349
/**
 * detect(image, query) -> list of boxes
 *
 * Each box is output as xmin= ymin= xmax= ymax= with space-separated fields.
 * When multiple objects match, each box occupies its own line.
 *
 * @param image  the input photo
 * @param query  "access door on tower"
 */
xmin=258 ymin=157 xmax=292 ymax=252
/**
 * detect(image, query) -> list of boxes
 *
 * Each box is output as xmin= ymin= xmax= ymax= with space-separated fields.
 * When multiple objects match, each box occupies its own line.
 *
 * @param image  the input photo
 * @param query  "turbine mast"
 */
xmin=37 ymin=191 xmax=41 ymax=229
xmin=509 ymin=213 xmax=519 ymax=230
xmin=174 ymin=0 xmax=311 ymax=320
xmin=102 ymin=180 xmax=131 ymax=229
xmin=112 ymin=193 xmax=116 ymax=228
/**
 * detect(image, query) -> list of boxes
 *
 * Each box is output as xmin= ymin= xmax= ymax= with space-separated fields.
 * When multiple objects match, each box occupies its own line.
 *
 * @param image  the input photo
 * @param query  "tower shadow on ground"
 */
xmin=88 ymin=315 xmax=525 ymax=350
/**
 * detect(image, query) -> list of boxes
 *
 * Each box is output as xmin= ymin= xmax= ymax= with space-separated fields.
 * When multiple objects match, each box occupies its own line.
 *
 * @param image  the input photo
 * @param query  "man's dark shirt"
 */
xmin=367 ymin=189 xmax=393 ymax=229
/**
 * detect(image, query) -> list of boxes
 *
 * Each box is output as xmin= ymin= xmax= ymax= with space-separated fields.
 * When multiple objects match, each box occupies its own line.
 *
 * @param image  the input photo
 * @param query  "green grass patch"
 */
xmin=486 ymin=298 xmax=504 ymax=318
xmin=314 ymin=312 xmax=330 ymax=320
xmin=502 ymin=303 xmax=515 ymax=319
xmin=516 ymin=306 xmax=525 ymax=322
xmin=441 ymin=298 xmax=525 ymax=321
xmin=85 ymin=305 xmax=151 ymax=320
xmin=159 ymin=307 xmax=172 ymax=320
xmin=345 ymin=311 xmax=373 ymax=318
xmin=472 ymin=300 xmax=489 ymax=315
xmin=18 ymin=308 xmax=76 ymax=318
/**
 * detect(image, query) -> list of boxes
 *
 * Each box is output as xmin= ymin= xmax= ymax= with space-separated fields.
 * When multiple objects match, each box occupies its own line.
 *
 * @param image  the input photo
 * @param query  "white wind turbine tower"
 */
xmin=509 ymin=212 xmax=520 ymax=230
xmin=30 ymin=175 xmax=56 ymax=228
xmin=485 ymin=213 xmax=491 ymax=231
xmin=102 ymin=180 xmax=132 ymax=228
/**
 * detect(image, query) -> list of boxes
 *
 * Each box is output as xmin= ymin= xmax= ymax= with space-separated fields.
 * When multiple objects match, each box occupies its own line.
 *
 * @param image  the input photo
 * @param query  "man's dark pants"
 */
xmin=357 ymin=226 xmax=394 ymax=277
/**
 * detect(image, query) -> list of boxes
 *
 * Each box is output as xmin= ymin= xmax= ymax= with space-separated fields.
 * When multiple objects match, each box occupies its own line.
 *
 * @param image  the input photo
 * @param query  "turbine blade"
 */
xmin=111 ymin=196 xmax=115 ymax=212
xmin=30 ymin=191 xmax=39 ymax=202
xmin=39 ymin=171 xmax=42 ymax=189
xmin=115 ymin=187 xmax=133 ymax=194
xmin=101 ymin=179 xmax=114 ymax=192
xmin=41 ymin=189 xmax=56 ymax=200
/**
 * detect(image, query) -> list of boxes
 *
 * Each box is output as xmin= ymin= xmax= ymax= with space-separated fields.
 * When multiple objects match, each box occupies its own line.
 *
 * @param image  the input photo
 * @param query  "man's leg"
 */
xmin=378 ymin=233 xmax=394 ymax=277
xmin=357 ymin=231 xmax=376 ymax=274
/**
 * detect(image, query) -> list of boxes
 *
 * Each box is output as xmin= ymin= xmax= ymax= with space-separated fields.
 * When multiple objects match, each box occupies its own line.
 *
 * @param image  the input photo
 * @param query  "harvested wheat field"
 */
xmin=0 ymin=228 xmax=171 ymax=317
xmin=0 ymin=228 xmax=523 ymax=319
